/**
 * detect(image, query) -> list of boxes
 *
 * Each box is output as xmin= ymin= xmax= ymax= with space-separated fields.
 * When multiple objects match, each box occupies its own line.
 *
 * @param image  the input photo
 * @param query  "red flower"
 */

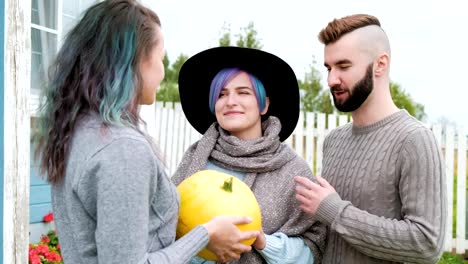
xmin=35 ymin=244 xmax=49 ymax=255
xmin=43 ymin=212 xmax=54 ymax=223
xmin=29 ymin=215 xmax=63 ymax=263
xmin=40 ymin=234 xmax=50 ymax=244
xmin=29 ymin=253 xmax=41 ymax=264
xmin=45 ymin=251 xmax=62 ymax=262
xmin=28 ymin=246 xmax=37 ymax=259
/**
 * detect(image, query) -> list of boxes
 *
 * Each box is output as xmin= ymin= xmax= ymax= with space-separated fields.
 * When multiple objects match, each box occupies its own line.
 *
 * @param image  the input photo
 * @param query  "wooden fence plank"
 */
xmin=169 ymin=106 xmax=180 ymax=176
xmin=445 ymin=126 xmax=455 ymax=251
xmin=166 ymin=105 xmax=176 ymax=175
xmin=174 ymin=103 xmax=186 ymax=176
xmin=294 ymin=113 xmax=304 ymax=157
xmin=338 ymin=114 xmax=348 ymax=127
xmin=316 ymin=113 xmax=326 ymax=176
xmin=159 ymin=106 xmax=169 ymax=162
xmin=140 ymin=104 xmax=156 ymax=137
xmin=432 ymin=125 xmax=452 ymax=250
xmin=328 ymin=114 xmax=336 ymax=130
xmin=154 ymin=102 xmax=164 ymax=148
xmin=456 ymin=127 xmax=467 ymax=253
xmin=182 ymin=116 xmax=192 ymax=154
xmin=305 ymin=112 xmax=315 ymax=174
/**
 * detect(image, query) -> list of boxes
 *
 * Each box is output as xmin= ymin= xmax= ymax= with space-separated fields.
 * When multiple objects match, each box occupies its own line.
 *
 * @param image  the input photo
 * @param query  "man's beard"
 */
xmin=331 ymin=63 xmax=374 ymax=112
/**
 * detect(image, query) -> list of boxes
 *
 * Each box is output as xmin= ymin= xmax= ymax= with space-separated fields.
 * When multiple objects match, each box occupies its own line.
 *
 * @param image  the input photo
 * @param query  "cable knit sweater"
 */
xmin=316 ymin=110 xmax=446 ymax=264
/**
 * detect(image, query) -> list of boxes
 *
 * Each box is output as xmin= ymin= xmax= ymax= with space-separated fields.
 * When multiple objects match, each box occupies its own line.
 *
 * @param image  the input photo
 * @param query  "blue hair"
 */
xmin=35 ymin=0 xmax=161 ymax=184
xmin=99 ymin=26 xmax=137 ymax=125
xmin=208 ymin=68 xmax=267 ymax=113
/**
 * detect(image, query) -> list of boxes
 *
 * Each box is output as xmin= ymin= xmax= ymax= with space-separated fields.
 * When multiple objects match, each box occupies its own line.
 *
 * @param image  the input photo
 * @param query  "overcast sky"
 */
xmin=143 ymin=0 xmax=468 ymax=129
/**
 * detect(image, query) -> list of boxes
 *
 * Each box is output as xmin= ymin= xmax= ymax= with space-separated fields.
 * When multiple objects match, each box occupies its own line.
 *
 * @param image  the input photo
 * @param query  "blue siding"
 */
xmin=30 ymin=144 xmax=52 ymax=223
xmin=30 ymin=185 xmax=52 ymax=203
xmin=1 ymin=0 xmax=6 ymax=260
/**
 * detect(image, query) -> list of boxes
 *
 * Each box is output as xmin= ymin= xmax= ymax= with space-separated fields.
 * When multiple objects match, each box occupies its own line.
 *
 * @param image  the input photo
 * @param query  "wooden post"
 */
xmin=1 ymin=0 xmax=5 ymax=261
xmin=2 ymin=0 xmax=31 ymax=263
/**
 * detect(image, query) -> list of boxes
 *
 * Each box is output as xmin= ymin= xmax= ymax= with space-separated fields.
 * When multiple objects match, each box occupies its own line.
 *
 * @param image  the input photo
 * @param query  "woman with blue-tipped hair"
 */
xmin=173 ymin=46 xmax=327 ymax=264
xmin=33 ymin=1 xmax=259 ymax=263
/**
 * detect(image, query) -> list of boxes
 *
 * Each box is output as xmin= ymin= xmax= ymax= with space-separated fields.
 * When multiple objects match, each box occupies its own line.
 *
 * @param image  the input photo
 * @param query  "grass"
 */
xmin=438 ymin=252 xmax=468 ymax=264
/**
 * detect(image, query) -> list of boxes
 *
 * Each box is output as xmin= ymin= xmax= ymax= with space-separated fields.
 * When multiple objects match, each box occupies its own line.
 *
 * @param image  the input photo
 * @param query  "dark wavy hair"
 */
xmin=34 ymin=0 xmax=161 ymax=184
xmin=318 ymin=14 xmax=380 ymax=45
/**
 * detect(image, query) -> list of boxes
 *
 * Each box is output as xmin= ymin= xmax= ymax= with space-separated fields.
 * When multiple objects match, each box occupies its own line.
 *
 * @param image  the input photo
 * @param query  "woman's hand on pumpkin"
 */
xmin=202 ymin=216 xmax=259 ymax=262
xmin=252 ymin=229 xmax=266 ymax=250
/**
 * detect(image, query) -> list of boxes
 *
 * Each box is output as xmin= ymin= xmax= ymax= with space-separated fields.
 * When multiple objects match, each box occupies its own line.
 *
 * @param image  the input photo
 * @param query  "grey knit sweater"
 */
xmin=316 ymin=110 xmax=446 ymax=264
xmin=52 ymin=114 xmax=209 ymax=264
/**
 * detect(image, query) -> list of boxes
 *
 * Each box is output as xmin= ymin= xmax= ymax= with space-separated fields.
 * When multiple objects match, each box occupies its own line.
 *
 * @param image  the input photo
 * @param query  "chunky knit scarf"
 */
xmin=173 ymin=116 xmax=326 ymax=264
xmin=174 ymin=116 xmax=296 ymax=177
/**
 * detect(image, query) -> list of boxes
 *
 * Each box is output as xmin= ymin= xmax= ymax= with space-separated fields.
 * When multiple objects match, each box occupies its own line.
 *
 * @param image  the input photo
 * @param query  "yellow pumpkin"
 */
xmin=176 ymin=170 xmax=262 ymax=261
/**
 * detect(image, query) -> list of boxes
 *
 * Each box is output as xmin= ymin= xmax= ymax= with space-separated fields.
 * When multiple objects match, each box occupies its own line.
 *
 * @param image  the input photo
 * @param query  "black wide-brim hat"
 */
xmin=178 ymin=46 xmax=299 ymax=142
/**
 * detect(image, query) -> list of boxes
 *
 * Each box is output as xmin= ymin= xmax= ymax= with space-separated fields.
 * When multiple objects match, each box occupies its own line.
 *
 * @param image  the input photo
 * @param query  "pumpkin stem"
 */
xmin=221 ymin=177 xmax=233 ymax=192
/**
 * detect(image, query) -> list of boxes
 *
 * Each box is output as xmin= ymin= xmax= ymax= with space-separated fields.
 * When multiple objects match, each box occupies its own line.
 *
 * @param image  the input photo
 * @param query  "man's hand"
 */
xmin=294 ymin=175 xmax=336 ymax=215
xmin=252 ymin=229 xmax=266 ymax=250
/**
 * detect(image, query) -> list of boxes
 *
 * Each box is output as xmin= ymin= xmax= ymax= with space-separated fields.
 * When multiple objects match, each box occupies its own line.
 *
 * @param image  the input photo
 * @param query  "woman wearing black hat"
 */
xmin=173 ymin=47 xmax=326 ymax=264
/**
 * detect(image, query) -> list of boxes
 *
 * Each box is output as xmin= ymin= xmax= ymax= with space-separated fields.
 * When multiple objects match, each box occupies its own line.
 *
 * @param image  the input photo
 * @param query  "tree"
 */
xmin=298 ymin=62 xmax=333 ymax=114
xmin=171 ymin=54 xmax=189 ymax=84
xmin=157 ymin=53 xmax=188 ymax=102
xmin=218 ymin=22 xmax=263 ymax=49
xmin=390 ymin=82 xmax=426 ymax=121
xmin=157 ymin=82 xmax=180 ymax=102
xmin=235 ymin=22 xmax=263 ymax=49
xmin=316 ymin=91 xmax=334 ymax=114
xmin=162 ymin=53 xmax=174 ymax=83
xmin=218 ymin=22 xmax=231 ymax=47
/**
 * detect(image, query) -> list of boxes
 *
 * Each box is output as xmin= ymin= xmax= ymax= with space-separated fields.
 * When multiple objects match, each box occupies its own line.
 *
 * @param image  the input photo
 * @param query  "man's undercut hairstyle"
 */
xmin=318 ymin=14 xmax=381 ymax=45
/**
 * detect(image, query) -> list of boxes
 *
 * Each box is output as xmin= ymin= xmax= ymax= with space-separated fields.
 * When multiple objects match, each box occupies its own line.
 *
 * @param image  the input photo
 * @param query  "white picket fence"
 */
xmin=141 ymin=102 xmax=468 ymax=254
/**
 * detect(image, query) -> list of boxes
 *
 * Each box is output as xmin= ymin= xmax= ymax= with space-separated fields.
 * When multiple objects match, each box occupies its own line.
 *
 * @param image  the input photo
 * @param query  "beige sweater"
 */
xmin=317 ymin=110 xmax=446 ymax=264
